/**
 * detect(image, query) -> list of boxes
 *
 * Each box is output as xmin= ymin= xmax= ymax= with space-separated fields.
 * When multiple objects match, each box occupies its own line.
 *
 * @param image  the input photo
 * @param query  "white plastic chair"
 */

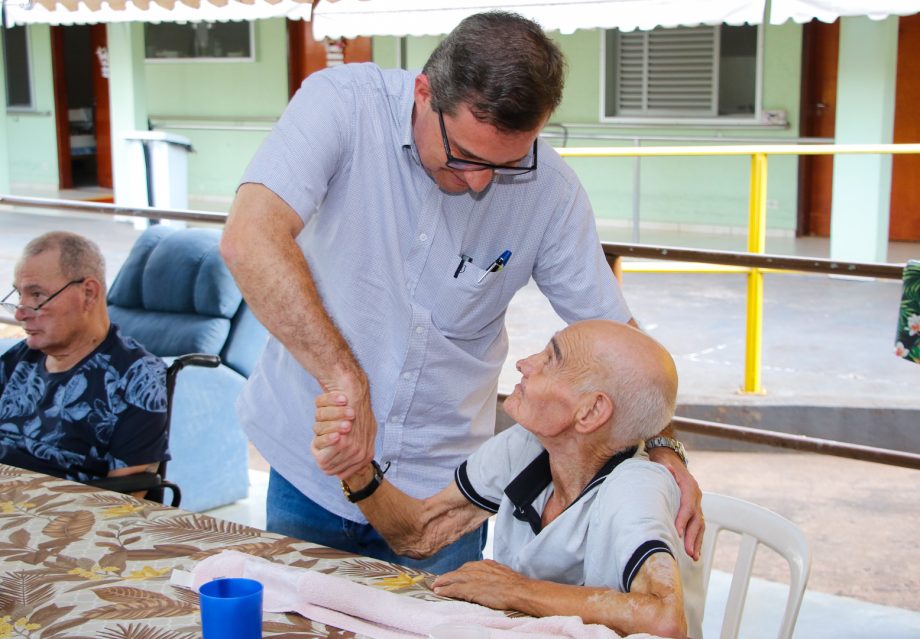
xmin=700 ymin=492 xmax=812 ymax=639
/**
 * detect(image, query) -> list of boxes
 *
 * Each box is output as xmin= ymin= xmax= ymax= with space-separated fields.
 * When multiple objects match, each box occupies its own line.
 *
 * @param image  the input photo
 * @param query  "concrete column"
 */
xmin=106 ymin=22 xmax=148 ymax=206
xmin=0 ymin=29 xmax=11 ymax=194
xmin=829 ymin=16 xmax=899 ymax=262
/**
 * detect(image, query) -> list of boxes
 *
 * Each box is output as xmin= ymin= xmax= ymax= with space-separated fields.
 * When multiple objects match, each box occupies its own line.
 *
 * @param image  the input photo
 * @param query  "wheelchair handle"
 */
xmin=170 ymin=353 xmax=221 ymax=373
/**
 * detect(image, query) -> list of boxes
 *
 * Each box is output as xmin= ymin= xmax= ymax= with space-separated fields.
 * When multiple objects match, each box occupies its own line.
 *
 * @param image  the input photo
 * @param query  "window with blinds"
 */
xmin=604 ymin=24 xmax=758 ymax=120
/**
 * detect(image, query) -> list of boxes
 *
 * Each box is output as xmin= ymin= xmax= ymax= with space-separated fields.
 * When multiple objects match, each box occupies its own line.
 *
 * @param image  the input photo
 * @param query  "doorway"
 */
xmin=797 ymin=17 xmax=920 ymax=242
xmin=51 ymin=24 xmax=112 ymax=191
xmin=797 ymin=19 xmax=838 ymax=238
xmin=890 ymin=14 xmax=920 ymax=242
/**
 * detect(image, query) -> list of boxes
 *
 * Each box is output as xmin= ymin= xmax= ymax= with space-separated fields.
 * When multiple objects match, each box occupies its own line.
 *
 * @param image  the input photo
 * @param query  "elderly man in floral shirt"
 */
xmin=0 ymin=231 xmax=168 ymax=481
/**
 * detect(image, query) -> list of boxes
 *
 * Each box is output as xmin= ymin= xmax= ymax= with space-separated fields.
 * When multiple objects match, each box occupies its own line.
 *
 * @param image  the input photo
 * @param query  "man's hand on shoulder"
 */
xmin=648 ymin=445 xmax=704 ymax=560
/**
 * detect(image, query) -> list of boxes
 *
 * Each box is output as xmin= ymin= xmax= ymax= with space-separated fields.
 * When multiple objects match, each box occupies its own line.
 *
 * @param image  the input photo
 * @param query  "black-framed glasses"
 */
xmin=0 ymin=278 xmax=86 ymax=316
xmin=437 ymin=109 xmax=538 ymax=176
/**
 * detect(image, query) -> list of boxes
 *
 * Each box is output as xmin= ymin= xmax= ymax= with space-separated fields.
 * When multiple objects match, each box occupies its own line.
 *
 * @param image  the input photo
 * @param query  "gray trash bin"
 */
xmin=121 ymin=131 xmax=194 ymax=227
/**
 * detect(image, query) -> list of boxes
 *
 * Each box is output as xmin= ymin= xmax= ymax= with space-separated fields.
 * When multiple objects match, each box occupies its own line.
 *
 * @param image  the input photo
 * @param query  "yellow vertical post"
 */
xmin=742 ymin=153 xmax=768 ymax=394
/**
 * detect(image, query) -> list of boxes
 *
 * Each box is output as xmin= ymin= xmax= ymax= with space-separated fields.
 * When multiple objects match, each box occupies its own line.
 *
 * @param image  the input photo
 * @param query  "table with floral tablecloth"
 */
xmin=0 ymin=464 xmax=448 ymax=639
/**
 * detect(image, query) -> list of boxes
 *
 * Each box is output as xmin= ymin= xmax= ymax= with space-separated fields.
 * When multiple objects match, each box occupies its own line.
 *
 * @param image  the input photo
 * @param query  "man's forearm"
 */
xmin=345 ymin=465 xmax=487 ymax=559
xmin=432 ymin=554 xmax=686 ymax=639
xmin=508 ymin=580 xmax=686 ymax=639
xmin=221 ymin=184 xmax=366 ymax=393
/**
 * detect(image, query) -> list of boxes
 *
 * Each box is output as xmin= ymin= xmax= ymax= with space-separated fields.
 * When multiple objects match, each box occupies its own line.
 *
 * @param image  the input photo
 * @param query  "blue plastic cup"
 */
xmin=198 ymin=577 xmax=263 ymax=639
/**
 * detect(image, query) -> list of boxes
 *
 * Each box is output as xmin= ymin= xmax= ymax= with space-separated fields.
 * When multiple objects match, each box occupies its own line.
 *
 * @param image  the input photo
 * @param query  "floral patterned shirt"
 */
xmin=0 ymin=325 xmax=169 ymax=481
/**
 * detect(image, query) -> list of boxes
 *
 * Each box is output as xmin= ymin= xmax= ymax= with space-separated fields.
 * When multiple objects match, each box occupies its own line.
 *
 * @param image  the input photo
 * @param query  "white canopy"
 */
xmin=312 ymin=0 xmax=767 ymax=39
xmin=5 ymin=0 xmax=918 ymax=31
xmin=3 ymin=0 xmax=312 ymax=27
xmin=770 ymin=0 xmax=920 ymax=24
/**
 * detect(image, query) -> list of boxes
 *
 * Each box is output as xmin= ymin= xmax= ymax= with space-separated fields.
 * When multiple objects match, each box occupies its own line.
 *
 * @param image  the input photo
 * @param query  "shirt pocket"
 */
xmin=430 ymin=259 xmax=510 ymax=341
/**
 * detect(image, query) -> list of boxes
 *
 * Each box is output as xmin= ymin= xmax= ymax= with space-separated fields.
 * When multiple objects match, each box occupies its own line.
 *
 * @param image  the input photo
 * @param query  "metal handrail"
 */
xmin=0 ymin=194 xmax=227 ymax=224
xmin=496 ymin=392 xmax=920 ymax=470
xmin=673 ymin=416 xmax=920 ymax=470
xmin=2 ymin=193 xmax=916 ymax=468
xmin=557 ymin=142 xmax=920 ymax=157
xmin=603 ymin=242 xmax=905 ymax=280
xmin=542 ymin=125 xmax=834 ymax=145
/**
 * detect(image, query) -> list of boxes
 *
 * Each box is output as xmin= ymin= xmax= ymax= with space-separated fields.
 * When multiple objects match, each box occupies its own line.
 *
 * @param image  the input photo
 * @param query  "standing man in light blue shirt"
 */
xmin=221 ymin=11 xmax=704 ymax=573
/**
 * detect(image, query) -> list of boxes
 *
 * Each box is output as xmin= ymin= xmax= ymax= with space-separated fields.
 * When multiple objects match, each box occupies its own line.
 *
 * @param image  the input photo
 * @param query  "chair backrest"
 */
xmin=107 ymin=225 xmax=267 ymax=377
xmin=700 ymin=492 xmax=812 ymax=639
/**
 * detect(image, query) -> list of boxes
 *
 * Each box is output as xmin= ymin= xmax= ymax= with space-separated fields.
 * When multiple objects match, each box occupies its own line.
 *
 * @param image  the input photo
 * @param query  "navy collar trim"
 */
xmin=504 ymin=445 xmax=638 ymax=535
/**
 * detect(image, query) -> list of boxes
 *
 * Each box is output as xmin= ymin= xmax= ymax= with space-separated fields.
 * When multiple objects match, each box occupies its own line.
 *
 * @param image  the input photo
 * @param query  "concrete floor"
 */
xmin=2 ymin=199 xmax=920 ymax=637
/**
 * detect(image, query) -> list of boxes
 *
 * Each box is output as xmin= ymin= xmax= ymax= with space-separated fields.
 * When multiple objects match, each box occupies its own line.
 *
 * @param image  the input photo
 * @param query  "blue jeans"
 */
xmin=266 ymin=468 xmax=486 ymax=574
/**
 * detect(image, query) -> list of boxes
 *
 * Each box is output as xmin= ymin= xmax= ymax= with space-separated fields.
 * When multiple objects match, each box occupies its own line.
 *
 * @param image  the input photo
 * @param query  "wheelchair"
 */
xmin=86 ymin=353 xmax=220 ymax=508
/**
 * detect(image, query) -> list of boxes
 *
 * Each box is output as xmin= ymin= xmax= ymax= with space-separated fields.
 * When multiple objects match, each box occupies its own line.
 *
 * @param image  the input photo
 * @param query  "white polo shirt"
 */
xmin=456 ymin=425 xmax=704 ymax=638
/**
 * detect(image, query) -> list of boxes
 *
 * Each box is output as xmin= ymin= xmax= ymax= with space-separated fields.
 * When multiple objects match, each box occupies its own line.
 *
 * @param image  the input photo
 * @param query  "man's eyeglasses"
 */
xmin=0 ymin=278 xmax=86 ymax=316
xmin=437 ymin=109 xmax=537 ymax=176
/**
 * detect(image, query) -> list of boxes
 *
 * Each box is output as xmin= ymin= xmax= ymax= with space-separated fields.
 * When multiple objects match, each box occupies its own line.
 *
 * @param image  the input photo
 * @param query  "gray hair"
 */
xmin=423 ymin=11 xmax=566 ymax=133
xmin=578 ymin=342 xmax=678 ymax=445
xmin=21 ymin=231 xmax=107 ymax=293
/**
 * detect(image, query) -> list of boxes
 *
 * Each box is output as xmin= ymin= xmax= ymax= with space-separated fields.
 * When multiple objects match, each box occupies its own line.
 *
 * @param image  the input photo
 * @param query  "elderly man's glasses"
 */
xmin=0 ymin=278 xmax=86 ymax=316
xmin=437 ymin=109 xmax=537 ymax=176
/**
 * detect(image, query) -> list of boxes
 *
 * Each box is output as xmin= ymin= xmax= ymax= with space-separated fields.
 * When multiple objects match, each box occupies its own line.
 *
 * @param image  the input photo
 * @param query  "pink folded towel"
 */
xmin=185 ymin=550 xmax=651 ymax=639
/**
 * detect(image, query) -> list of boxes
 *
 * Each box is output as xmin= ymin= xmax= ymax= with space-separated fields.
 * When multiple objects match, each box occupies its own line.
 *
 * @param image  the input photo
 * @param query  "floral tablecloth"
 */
xmin=0 ymin=464 xmax=446 ymax=639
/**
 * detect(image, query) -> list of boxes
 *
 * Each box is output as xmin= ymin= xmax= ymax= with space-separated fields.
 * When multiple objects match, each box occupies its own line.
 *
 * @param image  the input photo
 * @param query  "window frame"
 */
xmin=598 ymin=23 xmax=765 ymax=127
xmin=144 ymin=21 xmax=256 ymax=63
xmin=3 ymin=24 xmax=35 ymax=112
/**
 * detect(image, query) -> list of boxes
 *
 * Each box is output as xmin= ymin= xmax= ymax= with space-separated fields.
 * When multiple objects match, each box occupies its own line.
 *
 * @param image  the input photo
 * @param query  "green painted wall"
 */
xmin=144 ymin=18 xmax=289 ymax=205
xmin=0 ymin=29 xmax=10 ymax=193
xmin=6 ymin=25 xmax=58 ymax=190
xmin=403 ymin=35 xmax=442 ymax=70
xmin=372 ymin=36 xmax=400 ymax=69
xmin=830 ymin=16 xmax=898 ymax=262
xmin=108 ymin=22 xmax=150 ymax=206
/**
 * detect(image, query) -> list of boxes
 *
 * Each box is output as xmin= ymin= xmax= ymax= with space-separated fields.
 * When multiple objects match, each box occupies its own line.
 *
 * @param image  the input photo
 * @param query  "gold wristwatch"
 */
xmin=341 ymin=460 xmax=386 ymax=503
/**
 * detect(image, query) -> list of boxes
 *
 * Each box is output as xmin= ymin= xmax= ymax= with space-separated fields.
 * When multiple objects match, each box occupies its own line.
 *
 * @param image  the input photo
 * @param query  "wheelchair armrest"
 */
xmin=86 ymin=473 xmax=182 ymax=508
xmin=87 ymin=472 xmax=161 ymax=493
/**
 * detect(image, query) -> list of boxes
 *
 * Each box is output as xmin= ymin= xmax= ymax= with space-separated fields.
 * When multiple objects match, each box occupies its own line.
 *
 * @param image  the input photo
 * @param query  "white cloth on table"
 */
xmin=176 ymin=550 xmax=659 ymax=639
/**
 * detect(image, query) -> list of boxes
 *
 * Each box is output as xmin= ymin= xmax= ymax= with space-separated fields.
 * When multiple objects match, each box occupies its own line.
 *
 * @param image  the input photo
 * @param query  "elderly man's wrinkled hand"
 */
xmin=312 ymin=391 xmax=376 ymax=480
xmin=432 ymin=559 xmax=528 ymax=610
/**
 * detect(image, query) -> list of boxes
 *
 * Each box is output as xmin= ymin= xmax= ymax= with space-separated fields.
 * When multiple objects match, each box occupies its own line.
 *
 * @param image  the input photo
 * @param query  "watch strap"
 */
xmin=341 ymin=460 xmax=385 ymax=503
xmin=644 ymin=436 xmax=689 ymax=466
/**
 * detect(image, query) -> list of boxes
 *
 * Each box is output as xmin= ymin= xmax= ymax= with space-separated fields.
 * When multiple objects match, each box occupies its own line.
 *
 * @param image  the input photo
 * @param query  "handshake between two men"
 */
xmin=309 ymin=320 xmax=705 ymax=639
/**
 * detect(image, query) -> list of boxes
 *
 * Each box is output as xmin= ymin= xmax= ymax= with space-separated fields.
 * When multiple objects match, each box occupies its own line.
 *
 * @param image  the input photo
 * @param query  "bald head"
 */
xmin=564 ymin=320 xmax=678 ymax=445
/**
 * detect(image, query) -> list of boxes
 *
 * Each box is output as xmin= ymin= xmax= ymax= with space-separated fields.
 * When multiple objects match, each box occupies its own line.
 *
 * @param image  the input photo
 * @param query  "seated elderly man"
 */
xmin=0 ymin=231 xmax=168 ymax=482
xmin=313 ymin=320 xmax=703 ymax=639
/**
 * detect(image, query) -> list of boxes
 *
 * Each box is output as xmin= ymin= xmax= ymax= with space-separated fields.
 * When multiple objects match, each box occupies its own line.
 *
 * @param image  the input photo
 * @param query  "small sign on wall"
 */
xmin=96 ymin=46 xmax=109 ymax=79
xmin=325 ymin=39 xmax=345 ymax=66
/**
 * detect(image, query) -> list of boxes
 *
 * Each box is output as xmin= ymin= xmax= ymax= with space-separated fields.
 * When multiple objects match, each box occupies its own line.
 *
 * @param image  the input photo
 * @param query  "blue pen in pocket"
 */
xmin=477 ymin=250 xmax=512 ymax=283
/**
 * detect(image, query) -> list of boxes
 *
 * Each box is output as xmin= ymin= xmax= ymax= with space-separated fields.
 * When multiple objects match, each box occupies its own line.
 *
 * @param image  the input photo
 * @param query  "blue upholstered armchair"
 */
xmin=106 ymin=225 xmax=268 ymax=511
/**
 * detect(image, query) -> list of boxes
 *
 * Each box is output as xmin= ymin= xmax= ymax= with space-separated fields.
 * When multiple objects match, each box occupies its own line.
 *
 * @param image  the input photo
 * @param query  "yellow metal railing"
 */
xmin=558 ymin=143 xmax=920 ymax=394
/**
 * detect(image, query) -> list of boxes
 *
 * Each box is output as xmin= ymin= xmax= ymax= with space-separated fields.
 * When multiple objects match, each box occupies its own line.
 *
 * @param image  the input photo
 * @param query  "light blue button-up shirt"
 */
xmin=238 ymin=63 xmax=631 ymax=522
